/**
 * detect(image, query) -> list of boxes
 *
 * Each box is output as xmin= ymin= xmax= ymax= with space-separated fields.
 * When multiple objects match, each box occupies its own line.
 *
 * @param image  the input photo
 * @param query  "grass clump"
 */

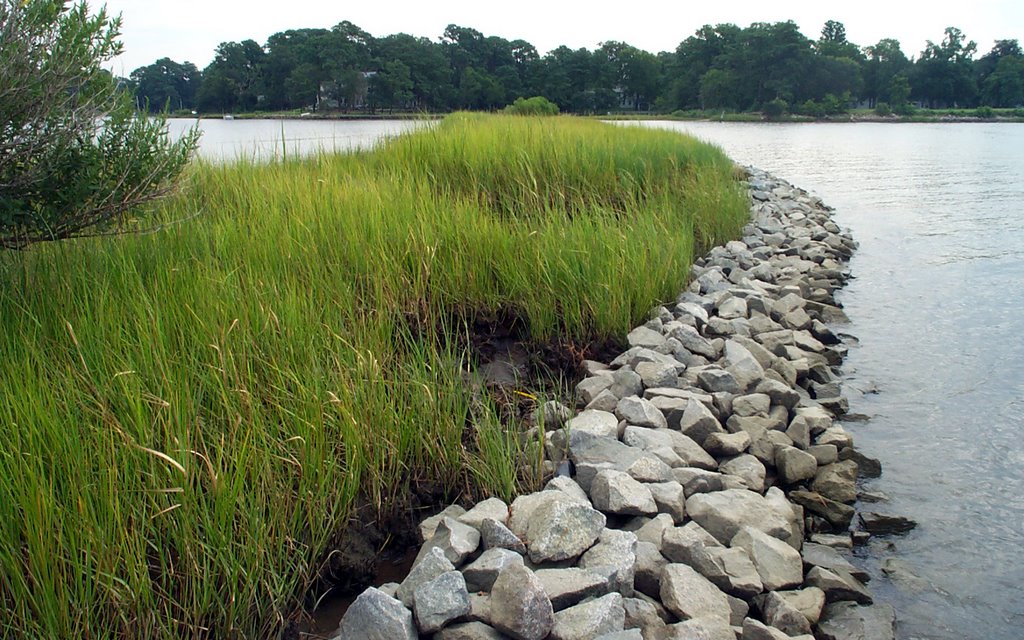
xmin=0 ymin=113 xmax=747 ymax=638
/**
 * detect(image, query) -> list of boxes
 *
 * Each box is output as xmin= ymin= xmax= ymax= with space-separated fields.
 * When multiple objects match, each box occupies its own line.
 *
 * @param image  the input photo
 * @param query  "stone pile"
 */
xmin=333 ymin=169 xmax=896 ymax=640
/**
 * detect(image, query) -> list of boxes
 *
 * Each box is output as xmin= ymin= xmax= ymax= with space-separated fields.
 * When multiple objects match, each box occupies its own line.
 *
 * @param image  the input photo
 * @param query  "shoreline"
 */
xmin=329 ymin=169 xmax=905 ymax=639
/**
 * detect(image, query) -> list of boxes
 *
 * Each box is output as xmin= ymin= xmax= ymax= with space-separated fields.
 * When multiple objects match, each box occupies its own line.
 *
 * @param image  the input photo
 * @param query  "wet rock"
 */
xmin=434 ymin=621 xmax=505 ymax=640
xmin=812 ymin=461 xmax=858 ymax=503
xmin=776 ymin=586 xmax=826 ymax=625
xmin=730 ymin=526 xmax=803 ymax=591
xmin=337 ymin=587 xmax=417 ymax=640
xmin=775 ymin=446 xmax=819 ymax=485
xmin=416 ymin=517 xmax=481 ymax=567
xmin=397 ymin=546 xmax=456 ymax=606
xmin=789 ymin=490 xmax=855 ymax=529
xmin=660 ymin=563 xmax=731 ymax=622
xmin=524 ymin=494 xmax=606 ymax=563
xmin=756 ymin=590 xmax=812 ymax=636
xmin=591 ymin=470 xmax=658 ymax=516
xmin=550 ymin=592 xmax=626 ymax=640
xmin=858 ymin=512 xmax=917 ymax=535
xmin=579 ymin=529 xmax=638 ymax=596
xmin=462 ymin=548 xmax=525 ymax=592
xmin=533 ymin=567 xmax=609 ymax=610
xmin=459 ymin=498 xmax=510 ymax=530
xmin=617 ymin=396 xmax=669 ymax=430
xmin=805 ymin=566 xmax=874 ymax=605
xmin=489 ymin=564 xmax=555 ymax=640
xmin=480 ymin=518 xmax=527 ymax=555
xmin=567 ymin=410 xmax=620 ymax=439
xmin=816 ymin=602 xmax=896 ymax=640
xmin=414 ymin=570 xmax=471 ymax=633
xmin=686 ymin=488 xmax=793 ymax=545
xmin=811 ymin=533 xmax=853 ymax=549
xmin=838 ymin=448 xmax=882 ymax=478
xmin=719 ymin=454 xmax=766 ymax=492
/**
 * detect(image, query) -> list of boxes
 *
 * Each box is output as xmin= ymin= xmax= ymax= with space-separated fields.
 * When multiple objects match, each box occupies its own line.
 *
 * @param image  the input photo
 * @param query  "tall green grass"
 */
xmin=0 ymin=113 xmax=748 ymax=638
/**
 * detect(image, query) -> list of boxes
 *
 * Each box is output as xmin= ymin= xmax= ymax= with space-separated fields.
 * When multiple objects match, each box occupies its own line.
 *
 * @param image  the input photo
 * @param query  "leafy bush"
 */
xmin=974 ymin=106 xmax=995 ymax=119
xmin=762 ymin=98 xmax=788 ymax=119
xmin=874 ymin=102 xmax=893 ymax=116
xmin=504 ymin=95 xmax=560 ymax=116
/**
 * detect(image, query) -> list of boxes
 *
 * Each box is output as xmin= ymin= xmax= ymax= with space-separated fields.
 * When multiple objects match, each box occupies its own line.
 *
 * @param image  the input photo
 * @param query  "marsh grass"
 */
xmin=0 ymin=113 xmax=747 ymax=638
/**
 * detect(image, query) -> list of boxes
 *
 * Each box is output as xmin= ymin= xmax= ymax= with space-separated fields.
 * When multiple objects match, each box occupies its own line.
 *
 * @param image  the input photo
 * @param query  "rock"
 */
xmin=807 ymin=444 xmax=839 ymax=465
xmin=594 ymin=630 xmax=643 ymax=640
xmin=703 ymin=431 xmax=751 ymax=456
xmin=524 ymin=494 xmax=606 ymax=563
xmin=633 ymin=540 xmax=669 ymax=598
xmin=397 ymin=546 xmax=456 ymax=607
xmin=678 ymin=399 xmax=725 ymax=446
xmin=587 ymin=389 xmax=621 ymax=413
xmin=785 ymin=415 xmax=811 ymax=449
xmin=800 ymin=544 xmax=870 ymax=582
xmin=670 ymin=324 xmax=719 ymax=359
xmin=416 ymin=517 xmax=481 ymax=567
xmin=858 ymin=512 xmax=917 ymax=535
xmin=741 ymin=618 xmax=791 ymax=640
xmin=622 ymin=426 xmax=717 ymax=471
xmin=617 ymin=396 xmax=669 ymax=430
xmin=811 ymin=461 xmax=858 ymax=503
xmin=662 ymin=521 xmax=722 ymax=565
xmin=805 ymin=566 xmax=873 ymax=605
xmin=337 ymin=587 xmax=417 ymax=640
xmin=789 ymin=490 xmax=855 ymax=529
xmin=579 ymin=529 xmax=638 ymax=596
xmin=757 ymin=591 xmax=812 ymax=636
xmin=686 ymin=489 xmax=793 ymax=545
xmin=420 ymin=505 xmax=468 ymax=542
xmin=568 ymin=431 xmax=646 ymax=490
xmin=755 ymin=378 xmax=800 ymax=409
xmin=635 ymin=361 xmax=679 ymax=389
xmin=727 ymin=594 xmax=750 ymax=626
xmin=628 ymin=326 xmax=669 ymax=350
xmin=811 ymin=533 xmax=853 ymax=549
xmin=838 ymin=448 xmax=882 ymax=478
xmin=609 ymin=369 xmax=644 ymax=400
xmin=489 ymin=564 xmax=555 ymax=640
xmin=718 ymin=454 xmax=766 ymax=492
xmin=732 ymin=393 xmax=771 ymax=418
xmin=577 ymin=376 xmax=614 ymax=406
xmin=462 ymin=548 xmax=525 ymax=592
xmin=435 ymin=621 xmax=505 ymax=640
xmin=567 ymin=410 xmax=620 ymax=439
xmin=624 ymin=455 xmax=673 ymax=483
xmin=775 ymin=446 xmax=818 ymax=485
xmin=776 ymin=587 xmax=826 ymax=625
xmin=480 ymin=518 xmax=527 ymax=554
xmin=723 ymin=340 xmax=765 ymax=392
xmin=730 ymin=526 xmax=803 ymax=591
xmin=718 ymin=296 xmax=748 ymax=320
xmin=622 ymin=596 xmax=671 ymax=637
xmin=816 ymin=602 xmax=896 ymax=640
xmin=660 ymin=563 xmax=731 ymax=622
xmin=816 ymin=426 xmax=853 ymax=449
xmin=414 ymin=571 xmax=471 ymax=633
xmin=550 ymin=593 xmax=626 ymax=640
xmin=591 ymin=470 xmax=658 ymax=516
xmin=544 ymin=476 xmax=591 ymax=505
xmin=629 ymin=513 xmax=674 ymax=546
xmin=688 ymin=545 xmax=764 ymax=598
xmin=534 ymin=567 xmax=609 ymax=610
xmin=697 ymin=367 xmax=742 ymax=394
xmin=459 ymin=498 xmax=510 ymax=530
xmin=763 ymin=487 xmax=804 ymax=549
xmin=662 ymin=616 xmax=736 ymax=640
xmin=647 ymin=481 xmax=687 ymax=523
xmin=378 ymin=582 xmax=400 ymax=598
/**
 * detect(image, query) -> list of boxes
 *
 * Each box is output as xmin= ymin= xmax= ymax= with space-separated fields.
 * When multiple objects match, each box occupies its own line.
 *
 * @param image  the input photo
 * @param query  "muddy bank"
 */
xmin=324 ymin=168 xmax=907 ymax=640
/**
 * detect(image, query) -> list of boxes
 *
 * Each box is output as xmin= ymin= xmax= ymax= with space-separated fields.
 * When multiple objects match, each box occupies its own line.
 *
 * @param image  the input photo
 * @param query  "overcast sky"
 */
xmin=100 ymin=0 xmax=1024 ymax=75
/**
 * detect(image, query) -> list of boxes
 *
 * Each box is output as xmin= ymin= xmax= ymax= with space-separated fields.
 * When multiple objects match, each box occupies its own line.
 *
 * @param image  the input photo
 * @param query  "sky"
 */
xmin=99 ymin=0 xmax=1024 ymax=75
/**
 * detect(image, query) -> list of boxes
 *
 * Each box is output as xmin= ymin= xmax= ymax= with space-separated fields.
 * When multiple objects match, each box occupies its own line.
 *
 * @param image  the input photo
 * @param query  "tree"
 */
xmin=0 ymin=0 xmax=198 ymax=249
xmin=816 ymin=20 xmax=863 ymax=61
xmin=913 ymin=27 xmax=978 ymax=107
xmin=863 ymin=38 xmax=911 ymax=107
xmin=130 ymin=58 xmax=201 ymax=112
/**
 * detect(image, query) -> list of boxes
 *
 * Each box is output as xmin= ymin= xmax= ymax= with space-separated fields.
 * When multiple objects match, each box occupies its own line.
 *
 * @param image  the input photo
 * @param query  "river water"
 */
xmin=172 ymin=118 xmax=1023 ymax=639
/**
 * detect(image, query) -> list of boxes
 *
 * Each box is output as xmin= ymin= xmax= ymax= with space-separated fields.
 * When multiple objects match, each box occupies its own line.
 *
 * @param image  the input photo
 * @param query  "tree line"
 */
xmin=128 ymin=19 xmax=1024 ymax=116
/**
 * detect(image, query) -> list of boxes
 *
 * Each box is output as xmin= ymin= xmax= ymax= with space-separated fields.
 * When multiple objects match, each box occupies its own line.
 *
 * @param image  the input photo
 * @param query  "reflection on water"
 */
xmin=629 ymin=121 xmax=1024 ymax=640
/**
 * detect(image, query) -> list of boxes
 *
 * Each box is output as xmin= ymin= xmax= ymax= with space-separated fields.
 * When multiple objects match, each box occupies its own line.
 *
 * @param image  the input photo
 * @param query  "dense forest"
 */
xmin=127 ymin=19 xmax=1024 ymax=115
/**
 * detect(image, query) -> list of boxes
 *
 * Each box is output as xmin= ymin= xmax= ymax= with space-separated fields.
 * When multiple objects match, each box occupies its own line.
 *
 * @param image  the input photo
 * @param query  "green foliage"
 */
xmin=504 ymin=95 xmax=560 ymax=115
xmin=0 ymin=0 xmax=198 ymax=249
xmin=974 ymin=105 xmax=995 ymax=118
xmin=874 ymin=101 xmax=893 ymax=116
xmin=762 ymin=97 xmax=788 ymax=118
xmin=0 ymin=114 xmax=748 ymax=638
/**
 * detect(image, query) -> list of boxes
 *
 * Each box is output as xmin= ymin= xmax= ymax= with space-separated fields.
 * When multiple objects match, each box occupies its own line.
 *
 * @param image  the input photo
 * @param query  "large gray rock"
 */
xmin=617 ymin=396 xmax=669 ymax=430
xmin=800 ymin=544 xmax=870 ymax=582
xmin=789 ymin=490 xmax=855 ymax=529
xmin=678 ymin=399 xmax=726 ymax=446
xmin=816 ymin=602 xmax=896 ymax=640
xmin=579 ymin=529 xmax=638 ymax=596
xmin=662 ymin=521 xmax=722 ymax=565
xmin=414 ymin=570 xmax=471 ymax=633
xmin=730 ymin=526 xmax=803 ymax=591
xmin=723 ymin=340 xmax=765 ymax=392
xmin=622 ymin=426 xmax=717 ymax=470
xmin=489 ymin=564 xmax=555 ymax=640
xmin=416 ymin=517 xmax=481 ymax=567
xmin=534 ymin=567 xmax=609 ymax=610
xmin=740 ymin=618 xmax=793 ymax=640
xmin=623 ymin=455 xmax=673 ymax=483
xmin=755 ymin=379 xmax=800 ymax=409
xmin=633 ymin=540 xmax=669 ymax=598
xmin=776 ymin=587 xmax=826 ymax=625
xmin=568 ymin=431 xmax=646 ymax=490
xmin=524 ymin=494 xmax=606 ymax=563
xmin=397 ymin=546 xmax=456 ymax=606
xmin=609 ymin=369 xmax=644 ymax=400
xmin=550 ymin=593 xmax=626 ymax=640
xmin=459 ymin=498 xmax=510 ymax=530
xmin=479 ymin=518 xmax=527 ymax=554
xmin=591 ymin=470 xmax=658 ymax=516
xmin=434 ymin=622 xmax=505 ymax=640
xmin=812 ymin=461 xmax=859 ymax=503
xmin=669 ymin=324 xmax=719 ymax=359
xmin=636 ymin=361 xmax=679 ymax=389
xmin=687 ymin=545 xmax=764 ymax=598
xmin=544 ymin=476 xmax=591 ymax=505
xmin=697 ymin=367 xmax=742 ymax=394
xmin=805 ymin=566 xmax=873 ymax=605
xmin=576 ymin=375 xmax=614 ymax=406
xmin=647 ymin=481 xmax=687 ymax=523
xmin=628 ymin=326 xmax=669 ymax=350
xmin=775 ymin=446 xmax=819 ymax=485
xmin=622 ymin=596 xmax=671 ymax=638
xmin=420 ymin=505 xmax=468 ymax=542
xmin=462 ymin=548 xmax=525 ymax=592
xmin=686 ymin=489 xmax=793 ymax=545
xmin=718 ymin=454 xmax=767 ymax=493
xmin=659 ymin=563 xmax=731 ymax=622
xmin=567 ymin=410 xmax=620 ymax=439
xmin=594 ymin=631 xmax=643 ymax=640
xmin=662 ymin=616 xmax=735 ymax=640
xmin=757 ymin=591 xmax=812 ymax=636
xmin=336 ymin=587 xmax=417 ymax=640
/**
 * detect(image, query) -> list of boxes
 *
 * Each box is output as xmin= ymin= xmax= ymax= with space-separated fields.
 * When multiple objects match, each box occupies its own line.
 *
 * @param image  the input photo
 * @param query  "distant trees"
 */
xmin=129 ymin=19 xmax=1024 ymax=116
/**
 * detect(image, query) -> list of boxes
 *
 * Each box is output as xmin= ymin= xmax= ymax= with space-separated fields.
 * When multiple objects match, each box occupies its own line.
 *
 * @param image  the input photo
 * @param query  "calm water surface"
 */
xmin=170 ymin=119 xmax=1023 ymax=638
xmin=633 ymin=121 xmax=1024 ymax=640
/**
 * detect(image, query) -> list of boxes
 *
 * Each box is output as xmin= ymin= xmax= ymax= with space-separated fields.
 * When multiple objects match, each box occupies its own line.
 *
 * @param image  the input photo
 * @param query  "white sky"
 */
xmin=100 ymin=0 xmax=1024 ymax=75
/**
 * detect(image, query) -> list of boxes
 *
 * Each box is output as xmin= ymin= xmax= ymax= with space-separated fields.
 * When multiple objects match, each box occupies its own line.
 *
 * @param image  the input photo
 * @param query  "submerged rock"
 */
xmin=858 ymin=512 xmax=917 ymax=535
xmin=816 ymin=602 xmax=896 ymax=640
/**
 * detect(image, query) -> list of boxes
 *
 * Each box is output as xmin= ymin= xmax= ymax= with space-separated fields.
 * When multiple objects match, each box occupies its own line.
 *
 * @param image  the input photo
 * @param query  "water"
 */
xmin=163 ymin=118 xmax=1024 ymax=637
xmin=165 ymin=117 xmax=428 ymax=160
xmin=630 ymin=121 xmax=1024 ymax=640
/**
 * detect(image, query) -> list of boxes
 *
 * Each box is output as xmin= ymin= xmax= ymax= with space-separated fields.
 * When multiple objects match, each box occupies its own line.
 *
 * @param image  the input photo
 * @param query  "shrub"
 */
xmin=974 ymin=105 xmax=995 ymax=119
xmin=504 ymin=96 xmax=560 ymax=116
xmin=874 ymin=102 xmax=893 ymax=116
xmin=762 ymin=98 xmax=788 ymax=119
